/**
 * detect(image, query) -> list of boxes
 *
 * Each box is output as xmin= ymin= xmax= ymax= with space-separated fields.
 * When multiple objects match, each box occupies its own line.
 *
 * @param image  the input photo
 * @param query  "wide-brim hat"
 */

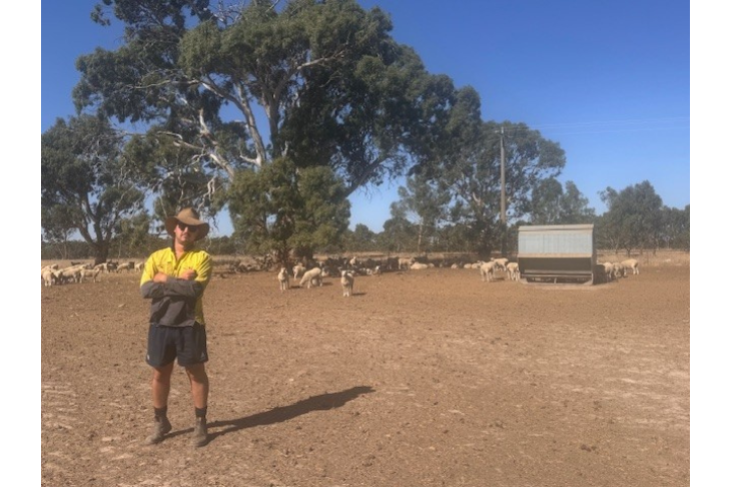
xmin=164 ymin=208 xmax=210 ymax=240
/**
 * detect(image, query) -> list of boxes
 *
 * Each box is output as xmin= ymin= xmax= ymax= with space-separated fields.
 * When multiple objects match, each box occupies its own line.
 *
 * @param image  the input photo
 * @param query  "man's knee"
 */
xmin=152 ymin=363 xmax=174 ymax=381
xmin=185 ymin=364 xmax=208 ymax=384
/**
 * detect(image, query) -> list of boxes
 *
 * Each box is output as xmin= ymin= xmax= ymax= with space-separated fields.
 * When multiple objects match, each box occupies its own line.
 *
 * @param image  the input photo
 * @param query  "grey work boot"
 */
xmin=191 ymin=417 xmax=208 ymax=448
xmin=145 ymin=416 xmax=172 ymax=445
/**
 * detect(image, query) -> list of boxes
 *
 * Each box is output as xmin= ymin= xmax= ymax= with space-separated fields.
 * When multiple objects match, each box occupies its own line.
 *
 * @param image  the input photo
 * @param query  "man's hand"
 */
xmin=180 ymin=269 xmax=198 ymax=281
xmin=152 ymin=272 xmax=169 ymax=283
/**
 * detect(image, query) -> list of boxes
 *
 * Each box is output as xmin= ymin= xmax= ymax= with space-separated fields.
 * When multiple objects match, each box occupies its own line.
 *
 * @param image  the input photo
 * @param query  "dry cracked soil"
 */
xmin=42 ymin=253 xmax=689 ymax=486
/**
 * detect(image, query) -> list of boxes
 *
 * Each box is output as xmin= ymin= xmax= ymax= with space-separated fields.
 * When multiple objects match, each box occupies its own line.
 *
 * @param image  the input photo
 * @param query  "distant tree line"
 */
xmin=44 ymin=177 xmax=689 ymax=261
xmin=41 ymin=1 xmax=688 ymax=264
xmin=341 ymin=179 xmax=688 ymax=257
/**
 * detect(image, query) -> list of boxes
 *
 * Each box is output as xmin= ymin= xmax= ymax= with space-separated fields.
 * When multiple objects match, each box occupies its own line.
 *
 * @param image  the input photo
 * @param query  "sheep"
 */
xmin=299 ymin=267 xmax=323 ymax=289
xmin=365 ymin=265 xmax=382 ymax=276
xmin=134 ymin=261 xmax=145 ymax=272
xmin=398 ymin=257 xmax=415 ymax=270
xmin=41 ymin=267 xmax=55 ymax=287
xmin=410 ymin=262 xmax=429 ymax=270
xmin=53 ymin=265 xmax=84 ymax=285
xmin=340 ymin=270 xmax=355 ymax=297
xmin=81 ymin=267 xmax=102 ymax=283
xmin=116 ymin=261 xmax=135 ymax=273
xmin=41 ymin=265 xmax=58 ymax=285
xmin=292 ymin=263 xmax=307 ymax=279
xmin=601 ymin=262 xmax=617 ymax=282
xmin=477 ymin=261 xmax=496 ymax=282
xmin=277 ymin=267 xmax=290 ymax=292
xmin=506 ymin=262 xmax=520 ymax=281
xmin=621 ymin=258 xmax=639 ymax=275
xmin=492 ymin=258 xmax=509 ymax=273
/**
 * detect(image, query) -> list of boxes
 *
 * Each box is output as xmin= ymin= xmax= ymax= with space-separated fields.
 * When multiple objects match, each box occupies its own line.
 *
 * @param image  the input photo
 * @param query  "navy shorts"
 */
xmin=146 ymin=323 xmax=208 ymax=367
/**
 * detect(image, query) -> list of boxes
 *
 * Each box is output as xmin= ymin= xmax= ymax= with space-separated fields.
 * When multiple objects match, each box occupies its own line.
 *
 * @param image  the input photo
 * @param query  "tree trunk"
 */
xmin=93 ymin=243 xmax=110 ymax=266
xmin=417 ymin=222 xmax=424 ymax=254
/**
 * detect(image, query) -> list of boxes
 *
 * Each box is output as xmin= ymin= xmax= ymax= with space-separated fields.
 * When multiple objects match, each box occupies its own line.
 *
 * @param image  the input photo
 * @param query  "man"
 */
xmin=140 ymin=208 xmax=213 ymax=447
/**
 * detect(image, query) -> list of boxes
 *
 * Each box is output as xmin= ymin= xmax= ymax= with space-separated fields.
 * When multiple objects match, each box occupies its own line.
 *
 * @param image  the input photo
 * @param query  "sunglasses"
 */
xmin=177 ymin=223 xmax=199 ymax=232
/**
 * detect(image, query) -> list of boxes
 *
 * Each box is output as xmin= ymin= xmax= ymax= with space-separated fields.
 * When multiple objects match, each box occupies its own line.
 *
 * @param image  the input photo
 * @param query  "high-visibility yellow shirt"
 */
xmin=140 ymin=246 xmax=212 ymax=326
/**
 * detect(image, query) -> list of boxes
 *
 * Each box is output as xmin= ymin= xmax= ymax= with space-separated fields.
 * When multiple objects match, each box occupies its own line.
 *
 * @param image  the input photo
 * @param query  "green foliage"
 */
xmin=660 ymin=204 xmax=690 ymax=251
xmin=343 ymin=224 xmax=378 ymax=252
xmin=412 ymin=91 xmax=567 ymax=256
xmin=227 ymin=158 xmax=350 ymax=264
xmin=41 ymin=239 xmax=95 ymax=261
xmin=393 ymin=174 xmax=450 ymax=253
xmin=76 ymin=0 xmax=443 ymax=195
xmin=530 ymin=179 xmax=596 ymax=225
xmin=73 ymin=0 xmax=457 ymax=258
xmin=41 ymin=115 xmax=146 ymax=264
xmin=204 ymin=235 xmax=244 ymax=256
xmin=379 ymin=201 xmax=417 ymax=252
xmin=111 ymin=212 xmax=153 ymax=258
xmin=598 ymin=181 xmax=664 ymax=256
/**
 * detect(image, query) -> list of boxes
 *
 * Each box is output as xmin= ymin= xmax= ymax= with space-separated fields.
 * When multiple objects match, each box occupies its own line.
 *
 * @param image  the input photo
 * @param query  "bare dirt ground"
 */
xmin=42 ymin=253 xmax=689 ymax=486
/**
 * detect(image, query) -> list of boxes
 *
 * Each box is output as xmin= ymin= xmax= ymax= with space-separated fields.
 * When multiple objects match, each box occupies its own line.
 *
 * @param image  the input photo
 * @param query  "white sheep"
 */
xmin=116 ymin=261 xmax=134 ymax=273
xmin=292 ymin=263 xmax=307 ymax=279
xmin=54 ymin=265 xmax=84 ymax=285
xmin=81 ymin=267 xmax=102 ymax=283
xmin=277 ymin=267 xmax=290 ymax=292
xmin=621 ymin=258 xmax=639 ymax=275
xmin=506 ymin=262 xmax=520 ymax=281
xmin=410 ymin=262 xmax=429 ymax=270
xmin=601 ymin=262 xmax=617 ymax=282
xmin=340 ymin=270 xmax=355 ymax=297
xmin=477 ymin=261 xmax=496 ymax=282
xmin=398 ymin=257 xmax=415 ymax=270
xmin=41 ymin=267 xmax=55 ymax=287
xmin=366 ymin=265 xmax=382 ymax=276
xmin=492 ymin=258 xmax=509 ymax=273
xmin=299 ymin=267 xmax=323 ymax=288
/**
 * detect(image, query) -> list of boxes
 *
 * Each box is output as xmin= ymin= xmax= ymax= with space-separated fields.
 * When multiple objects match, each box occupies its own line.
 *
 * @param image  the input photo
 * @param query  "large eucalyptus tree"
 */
xmin=75 ymin=0 xmax=454 ymax=254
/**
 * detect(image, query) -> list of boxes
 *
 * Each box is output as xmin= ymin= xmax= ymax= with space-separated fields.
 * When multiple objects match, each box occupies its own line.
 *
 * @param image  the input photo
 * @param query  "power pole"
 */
xmin=500 ymin=126 xmax=506 ymax=224
xmin=499 ymin=127 xmax=507 ymax=255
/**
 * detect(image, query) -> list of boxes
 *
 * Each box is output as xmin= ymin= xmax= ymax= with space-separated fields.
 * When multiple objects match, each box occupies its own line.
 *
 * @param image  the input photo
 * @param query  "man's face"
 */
xmin=174 ymin=222 xmax=200 ymax=245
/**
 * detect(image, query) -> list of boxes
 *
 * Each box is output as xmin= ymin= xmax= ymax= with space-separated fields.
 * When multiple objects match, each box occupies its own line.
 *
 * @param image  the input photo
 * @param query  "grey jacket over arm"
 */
xmin=141 ymin=278 xmax=204 ymax=327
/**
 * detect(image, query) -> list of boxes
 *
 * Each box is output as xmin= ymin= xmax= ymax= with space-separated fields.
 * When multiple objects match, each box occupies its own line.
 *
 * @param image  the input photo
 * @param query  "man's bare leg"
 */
xmin=147 ymin=362 xmax=174 ymax=444
xmin=186 ymin=363 xmax=209 ymax=447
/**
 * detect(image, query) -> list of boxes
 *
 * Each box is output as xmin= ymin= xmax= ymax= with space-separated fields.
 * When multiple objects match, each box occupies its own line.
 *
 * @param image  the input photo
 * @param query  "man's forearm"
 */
xmin=141 ymin=278 xmax=204 ymax=299
xmin=163 ymin=277 xmax=205 ymax=299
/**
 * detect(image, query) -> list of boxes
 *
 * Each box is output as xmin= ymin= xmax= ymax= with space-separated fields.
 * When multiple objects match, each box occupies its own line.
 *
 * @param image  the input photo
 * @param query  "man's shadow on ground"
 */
xmin=204 ymin=385 xmax=374 ymax=443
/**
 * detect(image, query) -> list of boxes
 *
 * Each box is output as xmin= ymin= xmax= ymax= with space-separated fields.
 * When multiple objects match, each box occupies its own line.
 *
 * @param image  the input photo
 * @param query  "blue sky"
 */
xmin=42 ymin=0 xmax=690 ymax=236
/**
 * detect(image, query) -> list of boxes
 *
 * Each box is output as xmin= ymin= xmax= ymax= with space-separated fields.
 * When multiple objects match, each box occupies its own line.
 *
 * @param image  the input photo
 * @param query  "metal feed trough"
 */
xmin=517 ymin=224 xmax=596 ymax=284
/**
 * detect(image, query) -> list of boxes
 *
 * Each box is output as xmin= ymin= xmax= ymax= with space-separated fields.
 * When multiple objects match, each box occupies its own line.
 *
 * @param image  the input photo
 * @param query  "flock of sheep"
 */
xmin=277 ymin=257 xmax=364 ymax=297
xmin=600 ymin=258 xmax=640 ymax=282
xmin=42 ymin=255 xmax=641 ymax=292
xmin=273 ymin=255 xmax=532 ymax=297
xmin=272 ymin=254 xmax=642 ymax=295
xmin=40 ymin=260 xmax=143 ymax=287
